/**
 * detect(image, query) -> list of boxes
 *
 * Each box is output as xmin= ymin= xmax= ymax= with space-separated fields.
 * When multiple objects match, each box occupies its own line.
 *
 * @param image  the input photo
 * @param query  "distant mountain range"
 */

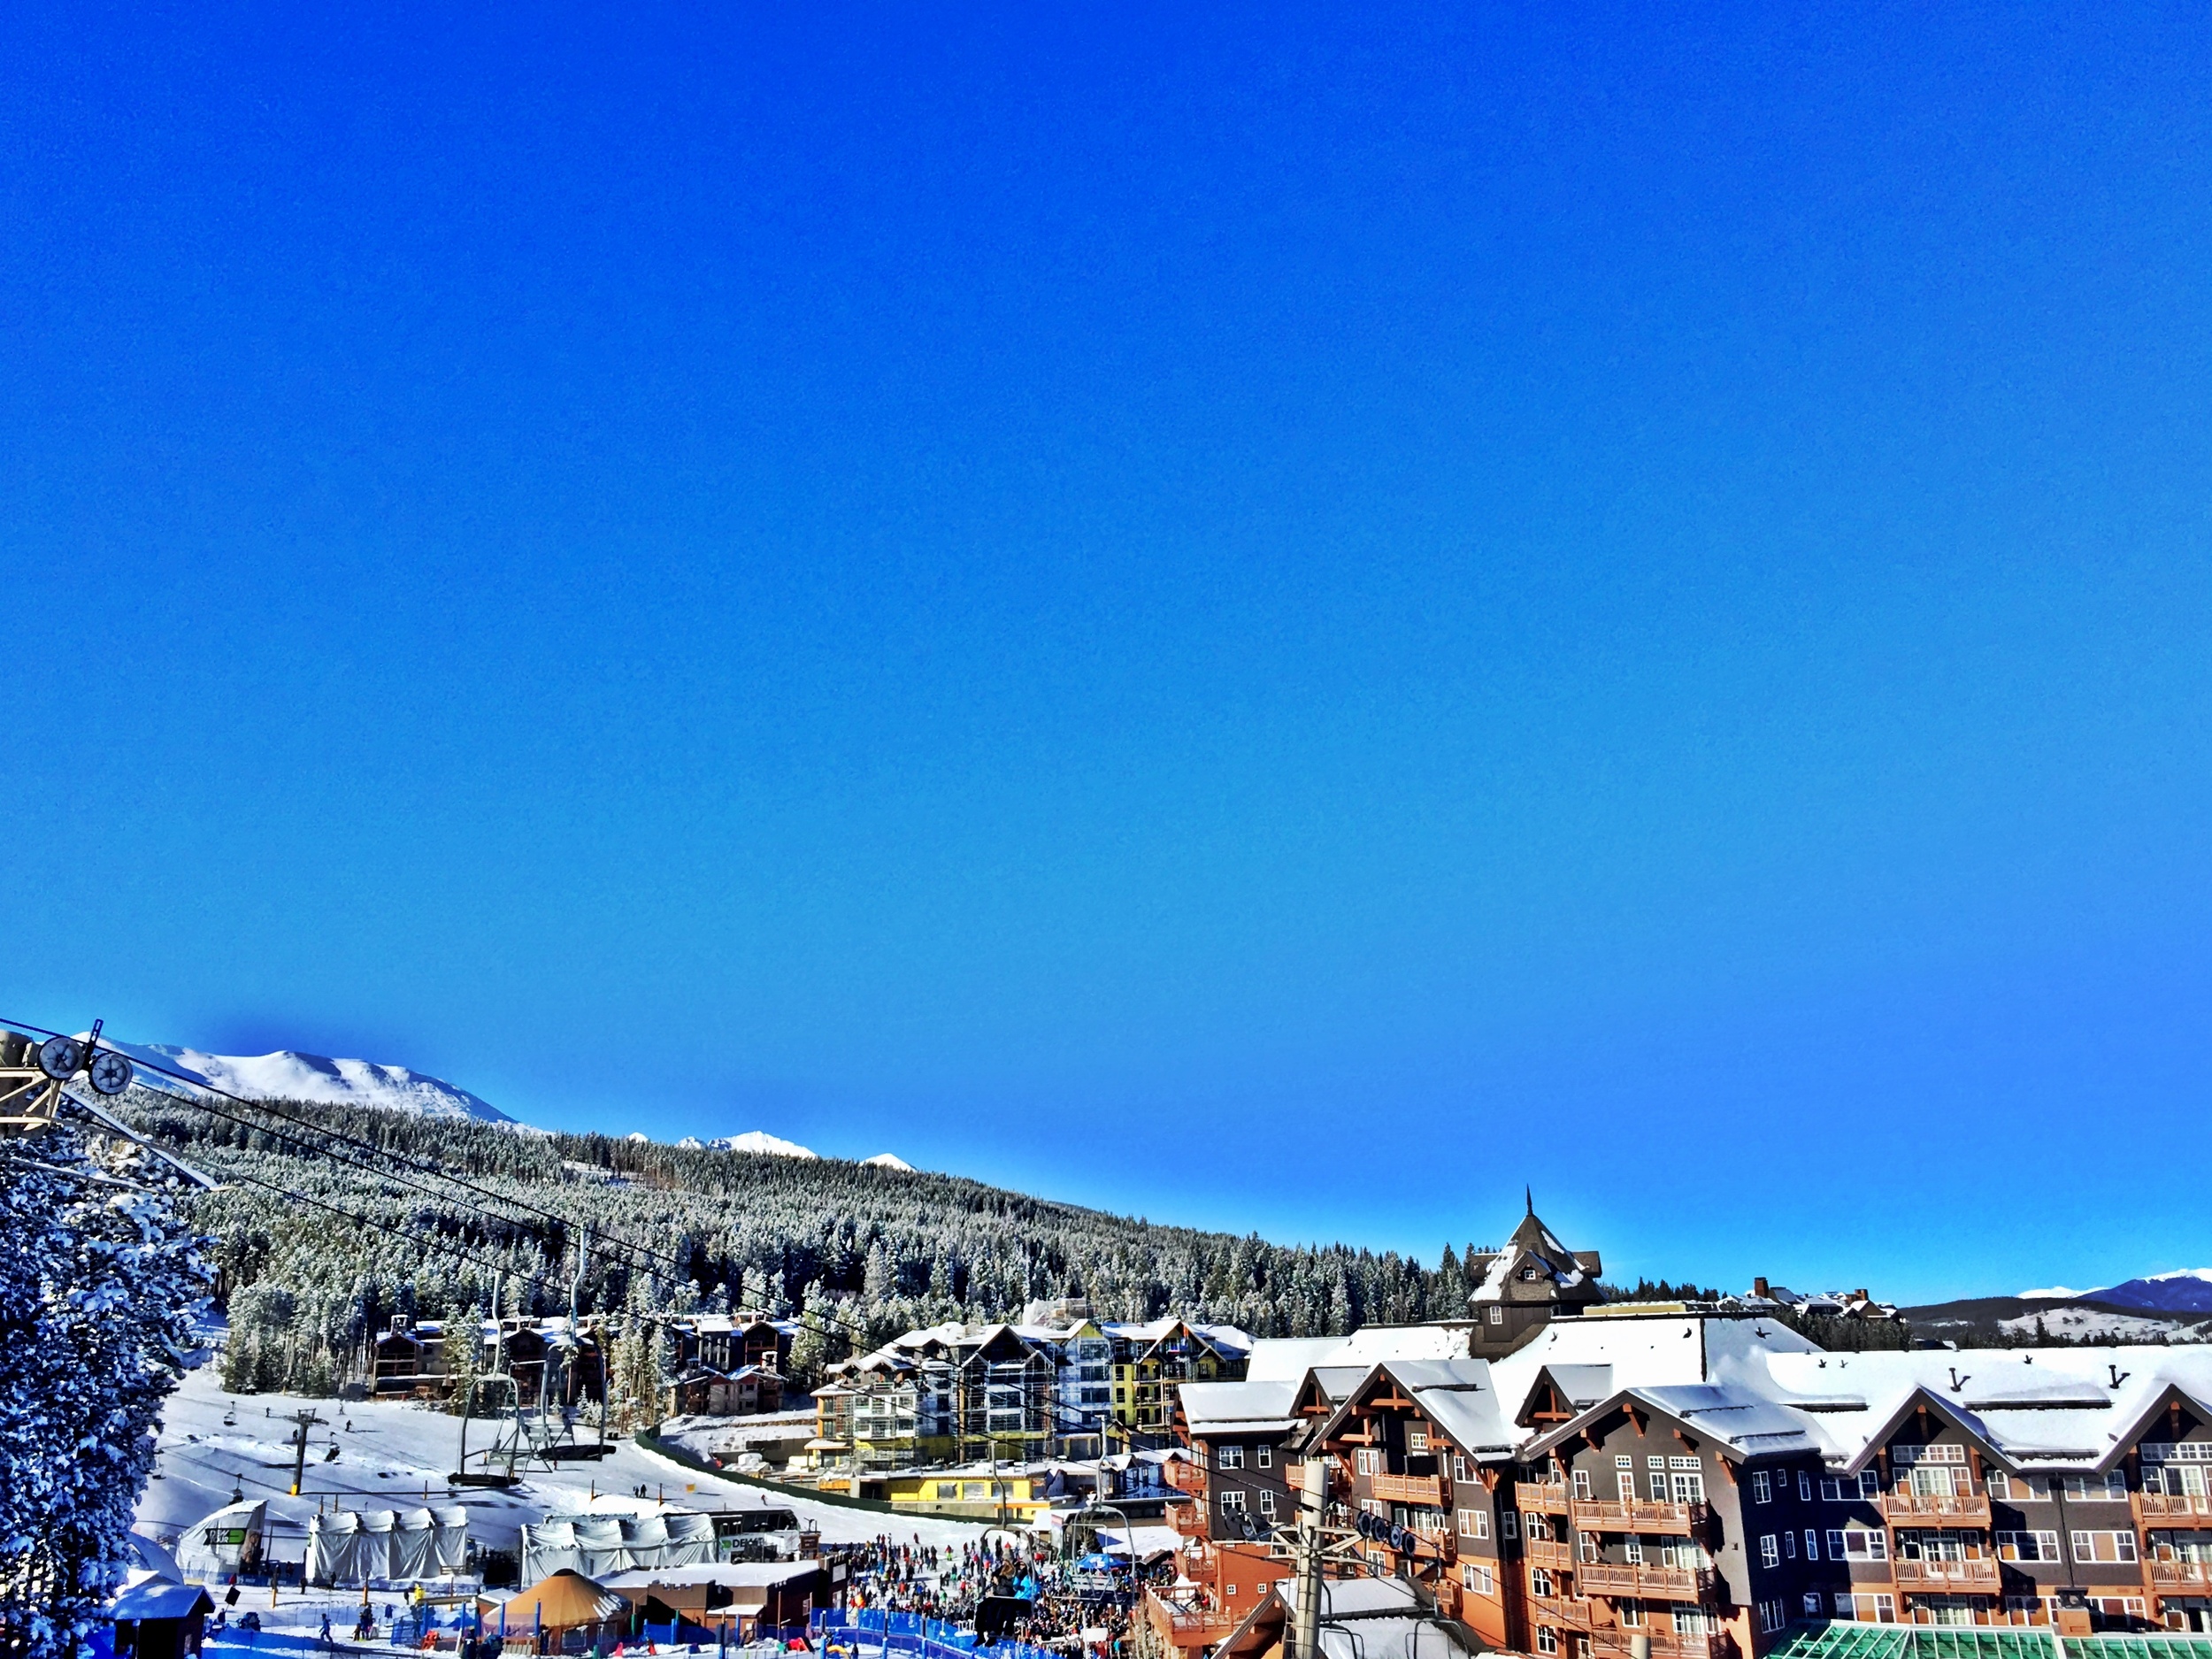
xmin=2020 ymin=1269 xmax=2212 ymax=1316
xmin=107 ymin=1036 xmax=911 ymax=1168
xmin=111 ymin=1040 xmax=517 ymax=1124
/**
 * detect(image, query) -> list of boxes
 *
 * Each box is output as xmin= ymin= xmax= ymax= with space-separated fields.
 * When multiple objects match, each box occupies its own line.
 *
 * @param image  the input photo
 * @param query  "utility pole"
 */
xmin=288 ymin=1408 xmax=327 ymax=1496
xmin=1290 ymin=1455 xmax=1327 ymax=1659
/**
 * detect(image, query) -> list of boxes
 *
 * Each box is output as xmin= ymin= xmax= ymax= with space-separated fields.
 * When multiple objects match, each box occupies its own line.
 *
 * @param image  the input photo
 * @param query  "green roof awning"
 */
xmin=1767 ymin=1626 xmax=2212 ymax=1659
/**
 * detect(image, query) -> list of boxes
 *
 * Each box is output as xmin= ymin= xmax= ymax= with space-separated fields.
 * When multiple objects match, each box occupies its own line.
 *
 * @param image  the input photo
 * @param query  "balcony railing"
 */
xmin=1576 ymin=1561 xmax=1716 ymax=1601
xmin=1894 ymin=1557 xmax=2001 ymax=1591
xmin=1880 ymin=1492 xmax=1993 ymax=1526
xmin=1528 ymin=1594 xmax=1599 ymax=1632
xmin=1591 ymin=1630 xmax=1731 ymax=1659
xmin=1169 ymin=1503 xmax=1210 ymax=1540
xmin=1164 ymin=1461 xmax=1207 ymax=1497
xmin=1517 ymin=1482 xmax=1574 ymax=1514
xmin=1371 ymin=1472 xmax=1445 ymax=1507
xmin=2138 ymin=1493 xmax=2212 ymax=1526
xmin=1523 ymin=1537 xmax=1578 ymax=1570
xmin=1571 ymin=1498 xmax=1709 ymax=1536
xmin=1145 ymin=1591 xmax=1237 ymax=1647
xmin=2148 ymin=1560 xmax=2212 ymax=1589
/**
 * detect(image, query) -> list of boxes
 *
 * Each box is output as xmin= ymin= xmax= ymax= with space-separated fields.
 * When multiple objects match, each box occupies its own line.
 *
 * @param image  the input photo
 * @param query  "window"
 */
xmin=1573 ymin=1469 xmax=1594 ymax=1500
xmin=1409 ymin=1428 xmax=1429 ymax=1453
xmin=1784 ymin=1531 xmax=1796 ymax=1560
xmin=1220 ymin=1490 xmax=1247 ymax=1514
xmin=2060 ymin=1473 xmax=2129 ymax=1502
xmin=1459 ymin=1509 xmax=1478 ymax=1538
xmin=1802 ymin=1595 xmax=1824 ymax=1618
xmin=1256 ymin=1446 xmax=1271 ymax=1470
xmin=1618 ymin=1601 xmax=1644 ymax=1628
xmin=1501 ymin=1510 xmax=1518 ymax=1540
xmin=1986 ymin=1472 xmax=2011 ymax=1501
xmin=1799 ymin=1471 xmax=1814 ymax=1502
xmin=1827 ymin=1530 xmax=1847 ymax=1559
xmin=1463 ymin=1564 xmax=1494 ymax=1596
xmin=1617 ymin=1455 xmax=1634 ymax=1468
xmin=1466 ymin=1509 xmax=1489 ymax=1539
xmin=1876 ymin=1595 xmax=1895 ymax=1624
xmin=1820 ymin=1478 xmax=1845 ymax=1502
xmin=2070 ymin=1531 xmax=2139 ymax=1564
xmin=1487 ymin=1308 xmax=1504 ymax=1325
xmin=1356 ymin=1449 xmax=1380 ymax=1476
xmin=1757 ymin=1601 xmax=1788 ymax=1635
xmin=1624 ymin=1539 xmax=1645 ymax=1566
xmin=1839 ymin=1529 xmax=1887 ymax=1562
xmin=1258 ymin=1491 xmax=1277 ymax=1518
xmin=1996 ymin=1531 xmax=2061 ymax=1563
xmin=1531 ymin=1569 xmax=1554 ymax=1598
xmin=1454 ymin=1455 xmax=1469 ymax=1481
xmin=1859 ymin=1471 xmax=1882 ymax=1500
xmin=1753 ymin=1471 xmax=1771 ymax=1505
xmin=1761 ymin=1535 xmax=1779 ymax=1569
xmin=1804 ymin=1530 xmax=1820 ymax=1562
xmin=1534 ymin=1627 xmax=1558 ymax=1655
xmin=1834 ymin=1595 xmax=1856 ymax=1618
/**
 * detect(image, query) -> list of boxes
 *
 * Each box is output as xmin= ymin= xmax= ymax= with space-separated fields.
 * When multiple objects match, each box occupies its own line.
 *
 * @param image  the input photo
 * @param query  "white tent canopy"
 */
xmin=519 ymin=1512 xmax=716 ymax=1583
xmin=307 ymin=1508 xmax=470 ymax=1586
xmin=175 ymin=1501 xmax=266 ymax=1584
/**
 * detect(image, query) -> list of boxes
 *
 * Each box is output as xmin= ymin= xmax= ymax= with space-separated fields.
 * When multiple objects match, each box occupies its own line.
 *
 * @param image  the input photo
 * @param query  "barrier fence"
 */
xmin=810 ymin=1609 xmax=1063 ymax=1659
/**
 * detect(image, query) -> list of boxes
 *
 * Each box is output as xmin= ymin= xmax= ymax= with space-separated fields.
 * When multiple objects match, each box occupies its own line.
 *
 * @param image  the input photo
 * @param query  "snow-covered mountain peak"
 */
xmin=114 ymin=1040 xmax=514 ymax=1125
xmin=693 ymin=1130 xmax=818 ymax=1158
xmin=864 ymin=1152 xmax=916 ymax=1171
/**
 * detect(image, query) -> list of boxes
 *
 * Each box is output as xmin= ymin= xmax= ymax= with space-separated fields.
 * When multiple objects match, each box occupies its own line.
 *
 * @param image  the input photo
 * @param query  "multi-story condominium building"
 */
xmin=814 ymin=1310 xmax=1252 ymax=1473
xmin=1110 ymin=1318 xmax=1254 ymax=1444
xmin=1160 ymin=1204 xmax=2212 ymax=1659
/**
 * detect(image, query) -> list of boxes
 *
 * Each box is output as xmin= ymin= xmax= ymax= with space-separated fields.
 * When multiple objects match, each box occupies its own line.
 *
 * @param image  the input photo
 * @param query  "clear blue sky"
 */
xmin=4 ymin=5 xmax=2208 ymax=1306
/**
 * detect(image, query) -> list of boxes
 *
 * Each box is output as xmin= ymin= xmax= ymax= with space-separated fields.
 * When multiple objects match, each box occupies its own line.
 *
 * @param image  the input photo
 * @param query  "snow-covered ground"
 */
xmin=1999 ymin=1305 xmax=2212 ymax=1342
xmin=142 ymin=1362 xmax=994 ymax=1563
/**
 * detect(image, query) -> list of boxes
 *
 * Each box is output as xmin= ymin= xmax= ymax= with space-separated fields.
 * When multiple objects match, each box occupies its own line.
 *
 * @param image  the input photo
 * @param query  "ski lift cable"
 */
xmin=4 ymin=1017 xmax=1219 ymax=1422
xmin=0 ymin=1012 xmax=710 ymax=1287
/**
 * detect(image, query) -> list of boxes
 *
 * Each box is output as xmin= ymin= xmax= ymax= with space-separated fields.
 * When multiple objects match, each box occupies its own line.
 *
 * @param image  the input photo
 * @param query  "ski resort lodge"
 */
xmin=1151 ymin=1204 xmax=2212 ymax=1659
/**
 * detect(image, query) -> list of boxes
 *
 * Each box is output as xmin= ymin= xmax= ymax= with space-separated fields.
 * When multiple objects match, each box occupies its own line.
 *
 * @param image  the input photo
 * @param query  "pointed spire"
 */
xmin=1525 ymin=1185 xmax=1533 ymax=1216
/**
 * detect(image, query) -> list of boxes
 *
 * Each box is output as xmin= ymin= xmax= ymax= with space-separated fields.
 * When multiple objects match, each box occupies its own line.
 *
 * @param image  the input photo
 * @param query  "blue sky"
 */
xmin=4 ymin=5 xmax=2209 ymax=1305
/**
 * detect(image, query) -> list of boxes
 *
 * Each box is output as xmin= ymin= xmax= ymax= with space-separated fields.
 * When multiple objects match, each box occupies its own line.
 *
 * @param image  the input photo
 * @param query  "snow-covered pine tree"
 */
xmin=0 ymin=1123 xmax=205 ymax=1659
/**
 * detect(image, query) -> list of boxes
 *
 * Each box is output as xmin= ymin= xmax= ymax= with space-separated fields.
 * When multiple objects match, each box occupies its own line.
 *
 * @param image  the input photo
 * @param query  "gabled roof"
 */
xmin=1523 ymin=1382 xmax=1824 ymax=1464
xmin=1317 ymin=1357 xmax=1516 ymax=1458
xmin=1515 ymin=1363 xmax=1615 ymax=1426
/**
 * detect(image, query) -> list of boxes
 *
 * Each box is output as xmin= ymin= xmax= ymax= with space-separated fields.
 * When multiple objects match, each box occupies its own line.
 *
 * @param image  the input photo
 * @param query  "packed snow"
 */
xmin=141 ymin=1362 xmax=991 ymax=1562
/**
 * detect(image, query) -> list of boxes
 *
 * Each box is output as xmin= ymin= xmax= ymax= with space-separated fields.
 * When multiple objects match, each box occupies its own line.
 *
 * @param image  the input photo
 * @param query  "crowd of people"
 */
xmin=826 ymin=1534 xmax=1158 ymax=1657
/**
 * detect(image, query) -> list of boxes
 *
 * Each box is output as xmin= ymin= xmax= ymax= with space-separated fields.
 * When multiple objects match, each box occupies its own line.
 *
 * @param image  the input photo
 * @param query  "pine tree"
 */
xmin=0 ymin=1125 xmax=205 ymax=1659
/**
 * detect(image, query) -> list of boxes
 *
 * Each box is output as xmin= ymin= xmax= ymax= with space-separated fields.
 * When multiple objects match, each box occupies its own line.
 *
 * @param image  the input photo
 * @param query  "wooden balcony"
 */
xmin=1527 ymin=1594 xmax=1599 ymax=1632
xmin=1880 ymin=1491 xmax=1992 ymax=1526
xmin=1523 ymin=1537 xmax=1578 ymax=1570
xmin=1164 ymin=1460 xmax=1207 ymax=1497
xmin=1894 ymin=1557 xmax=2001 ymax=1591
xmin=1144 ymin=1590 xmax=1238 ymax=1650
xmin=1577 ymin=1561 xmax=1716 ymax=1601
xmin=2138 ymin=1493 xmax=2212 ymax=1527
xmin=1169 ymin=1501 xmax=1210 ymax=1540
xmin=1517 ymin=1481 xmax=1574 ymax=1514
xmin=1591 ymin=1630 xmax=1731 ymax=1659
xmin=1371 ymin=1472 xmax=1445 ymax=1507
xmin=1571 ymin=1498 xmax=1709 ymax=1537
xmin=2148 ymin=1559 xmax=2212 ymax=1590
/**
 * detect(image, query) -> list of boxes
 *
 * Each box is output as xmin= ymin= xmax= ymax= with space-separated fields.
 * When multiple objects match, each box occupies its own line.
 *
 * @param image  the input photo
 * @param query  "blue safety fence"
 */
xmin=810 ymin=1609 xmax=1056 ymax=1659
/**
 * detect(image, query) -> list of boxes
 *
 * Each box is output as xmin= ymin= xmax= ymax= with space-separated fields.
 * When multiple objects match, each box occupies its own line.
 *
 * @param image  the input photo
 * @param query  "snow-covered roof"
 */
xmin=1187 ymin=1307 xmax=2212 ymax=1477
xmin=1179 ymin=1379 xmax=1301 ymax=1434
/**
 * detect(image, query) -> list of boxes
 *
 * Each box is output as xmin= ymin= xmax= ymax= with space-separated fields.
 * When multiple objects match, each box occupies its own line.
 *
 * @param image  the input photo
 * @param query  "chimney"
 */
xmin=1854 ymin=1289 xmax=1870 ymax=1302
xmin=1752 ymin=1278 xmax=1770 ymax=1300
